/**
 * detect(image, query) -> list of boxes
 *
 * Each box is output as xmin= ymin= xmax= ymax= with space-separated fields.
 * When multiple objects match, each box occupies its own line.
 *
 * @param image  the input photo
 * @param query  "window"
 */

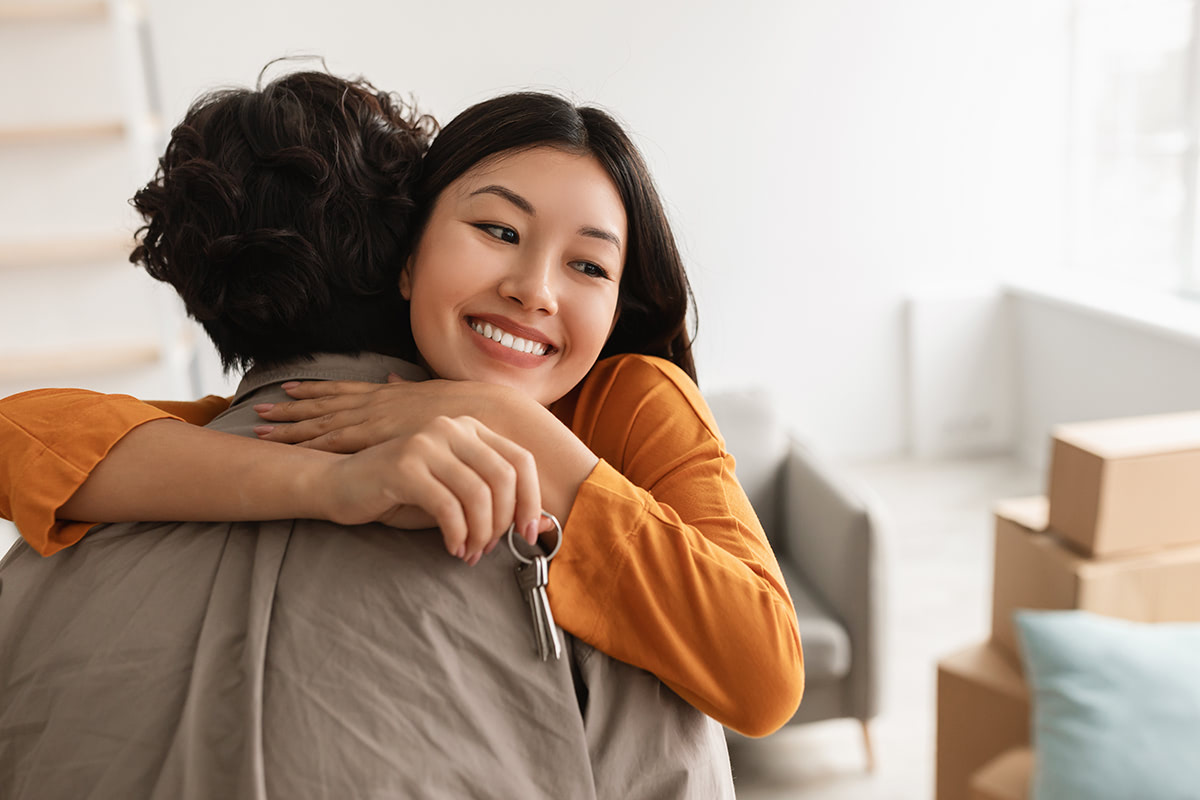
xmin=1067 ymin=0 xmax=1199 ymax=292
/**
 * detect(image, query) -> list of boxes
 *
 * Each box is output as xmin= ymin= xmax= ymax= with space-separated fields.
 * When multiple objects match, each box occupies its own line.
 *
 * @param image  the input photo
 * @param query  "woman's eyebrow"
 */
xmin=579 ymin=226 xmax=622 ymax=251
xmin=469 ymin=185 xmax=534 ymax=215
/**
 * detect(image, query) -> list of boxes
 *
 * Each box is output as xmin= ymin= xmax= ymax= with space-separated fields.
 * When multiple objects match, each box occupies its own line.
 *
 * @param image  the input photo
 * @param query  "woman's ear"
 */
xmin=399 ymin=255 xmax=413 ymax=301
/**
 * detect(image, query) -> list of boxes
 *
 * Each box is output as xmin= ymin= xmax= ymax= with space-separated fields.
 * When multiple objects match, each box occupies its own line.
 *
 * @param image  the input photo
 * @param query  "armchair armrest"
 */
xmin=779 ymin=436 xmax=887 ymax=720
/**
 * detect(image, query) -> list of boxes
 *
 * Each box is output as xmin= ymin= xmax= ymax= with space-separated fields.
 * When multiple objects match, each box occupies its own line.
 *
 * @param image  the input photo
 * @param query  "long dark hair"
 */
xmin=414 ymin=93 xmax=697 ymax=382
xmin=131 ymin=69 xmax=435 ymax=371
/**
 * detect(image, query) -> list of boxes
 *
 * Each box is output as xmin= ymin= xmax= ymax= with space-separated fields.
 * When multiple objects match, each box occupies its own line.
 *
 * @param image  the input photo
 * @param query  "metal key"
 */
xmin=508 ymin=511 xmax=564 ymax=662
xmin=516 ymin=555 xmax=561 ymax=661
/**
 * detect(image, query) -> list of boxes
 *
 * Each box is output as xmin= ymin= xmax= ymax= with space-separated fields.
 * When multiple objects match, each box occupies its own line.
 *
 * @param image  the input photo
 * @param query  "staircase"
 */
xmin=0 ymin=0 xmax=199 ymax=403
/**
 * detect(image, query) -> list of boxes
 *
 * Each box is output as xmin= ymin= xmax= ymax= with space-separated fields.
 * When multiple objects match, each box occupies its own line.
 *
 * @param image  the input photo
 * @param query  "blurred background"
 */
xmin=3 ymin=1 xmax=1199 ymax=797
xmin=5 ymin=0 xmax=1199 ymax=464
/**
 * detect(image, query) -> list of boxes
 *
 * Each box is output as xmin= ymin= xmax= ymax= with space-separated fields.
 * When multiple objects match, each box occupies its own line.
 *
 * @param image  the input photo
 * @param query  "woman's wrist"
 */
xmin=482 ymin=390 xmax=597 ymax=525
xmin=286 ymin=448 xmax=350 ymax=523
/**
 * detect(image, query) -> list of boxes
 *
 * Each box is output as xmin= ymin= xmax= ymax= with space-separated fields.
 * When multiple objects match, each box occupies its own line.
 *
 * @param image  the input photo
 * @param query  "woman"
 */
xmin=0 ymin=71 xmax=802 ymax=738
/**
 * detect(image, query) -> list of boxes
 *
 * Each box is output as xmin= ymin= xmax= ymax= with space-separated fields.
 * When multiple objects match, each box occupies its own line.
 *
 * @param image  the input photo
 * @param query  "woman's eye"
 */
xmin=477 ymin=224 xmax=518 ymax=244
xmin=571 ymin=261 xmax=611 ymax=280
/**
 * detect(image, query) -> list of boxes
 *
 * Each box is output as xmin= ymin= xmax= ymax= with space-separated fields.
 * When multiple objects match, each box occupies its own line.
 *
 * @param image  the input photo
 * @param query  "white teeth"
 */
xmin=470 ymin=320 xmax=549 ymax=356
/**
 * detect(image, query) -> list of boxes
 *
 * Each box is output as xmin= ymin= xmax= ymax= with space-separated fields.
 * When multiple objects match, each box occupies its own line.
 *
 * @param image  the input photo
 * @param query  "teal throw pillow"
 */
xmin=1014 ymin=610 xmax=1200 ymax=800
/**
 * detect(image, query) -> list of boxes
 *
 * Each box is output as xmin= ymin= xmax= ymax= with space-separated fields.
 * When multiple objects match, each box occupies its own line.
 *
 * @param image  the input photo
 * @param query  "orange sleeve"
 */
xmin=0 ymin=390 xmax=230 ymax=556
xmin=549 ymin=354 xmax=804 ymax=737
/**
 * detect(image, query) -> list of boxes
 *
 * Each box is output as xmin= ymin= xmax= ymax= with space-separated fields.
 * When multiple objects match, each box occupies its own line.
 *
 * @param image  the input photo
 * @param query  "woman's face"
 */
xmin=402 ymin=146 xmax=626 ymax=406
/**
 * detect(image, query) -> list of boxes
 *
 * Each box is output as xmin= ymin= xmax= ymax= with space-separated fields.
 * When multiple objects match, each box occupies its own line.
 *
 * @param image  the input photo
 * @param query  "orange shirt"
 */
xmin=0 ymin=354 xmax=803 ymax=735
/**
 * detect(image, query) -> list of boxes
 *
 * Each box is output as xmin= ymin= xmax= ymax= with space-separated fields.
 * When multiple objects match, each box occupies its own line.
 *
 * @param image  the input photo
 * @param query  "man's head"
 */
xmin=131 ymin=68 xmax=436 ymax=371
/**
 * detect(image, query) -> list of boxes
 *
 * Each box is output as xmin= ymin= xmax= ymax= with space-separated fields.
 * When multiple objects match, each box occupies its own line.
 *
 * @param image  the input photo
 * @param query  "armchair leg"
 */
xmin=861 ymin=720 xmax=876 ymax=773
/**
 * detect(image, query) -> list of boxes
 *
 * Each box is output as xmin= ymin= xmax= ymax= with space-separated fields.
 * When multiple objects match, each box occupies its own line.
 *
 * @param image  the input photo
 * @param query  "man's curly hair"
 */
xmin=130 ymin=69 xmax=436 ymax=371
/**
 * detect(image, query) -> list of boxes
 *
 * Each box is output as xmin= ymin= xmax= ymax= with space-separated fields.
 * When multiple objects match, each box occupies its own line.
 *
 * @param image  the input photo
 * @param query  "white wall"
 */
xmin=3 ymin=0 xmax=1075 ymax=459
xmin=1010 ymin=285 xmax=1200 ymax=475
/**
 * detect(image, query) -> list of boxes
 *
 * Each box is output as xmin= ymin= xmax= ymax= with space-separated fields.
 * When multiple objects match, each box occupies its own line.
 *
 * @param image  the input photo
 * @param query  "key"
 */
xmin=516 ymin=555 xmax=562 ymax=661
xmin=508 ymin=511 xmax=564 ymax=662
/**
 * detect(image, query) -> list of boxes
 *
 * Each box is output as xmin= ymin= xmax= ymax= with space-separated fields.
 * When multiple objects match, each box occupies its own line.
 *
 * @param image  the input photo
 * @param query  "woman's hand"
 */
xmin=259 ymin=373 xmax=602 ymax=537
xmin=253 ymin=375 xmax=514 ymax=454
xmin=319 ymin=415 xmax=542 ymax=564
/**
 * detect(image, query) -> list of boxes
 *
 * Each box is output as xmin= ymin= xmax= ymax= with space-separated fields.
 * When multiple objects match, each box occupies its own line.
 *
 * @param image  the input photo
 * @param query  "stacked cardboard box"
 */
xmin=936 ymin=411 xmax=1200 ymax=800
xmin=968 ymin=748 xmax=1032 ymax=800
xmin=935 ymin=644 xmax=1028 ymax=800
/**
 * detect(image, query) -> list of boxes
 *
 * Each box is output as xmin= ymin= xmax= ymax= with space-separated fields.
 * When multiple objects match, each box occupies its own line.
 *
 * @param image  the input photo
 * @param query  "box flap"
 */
xmin=1054 ymin=411 xmax=1200 ymax=459
xmin=938 ymin=642 xmax=1028 ymax=699
xmin=994 ymin=496 xmax=1049 ymax=532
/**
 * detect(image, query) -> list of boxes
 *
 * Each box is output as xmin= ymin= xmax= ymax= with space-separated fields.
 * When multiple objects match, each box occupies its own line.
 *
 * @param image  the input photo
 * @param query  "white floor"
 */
xmin=729 ymin=455 xmax=1042 ymax=800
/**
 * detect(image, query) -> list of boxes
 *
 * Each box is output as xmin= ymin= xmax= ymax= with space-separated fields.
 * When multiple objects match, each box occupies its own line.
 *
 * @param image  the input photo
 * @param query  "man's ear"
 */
xmin=399 ymin=256 xmax=413 ymax=301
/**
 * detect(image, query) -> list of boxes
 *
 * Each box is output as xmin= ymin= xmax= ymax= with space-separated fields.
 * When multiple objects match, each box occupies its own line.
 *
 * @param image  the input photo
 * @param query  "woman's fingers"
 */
xmin=474 ymin=425 xmax=542 ymax=545
xmin=292 ymin=425 xmax=373 ymax=453
xmin=256 ymin=383 xmax=411 ymax=452
xmin=281 ymin=379 xmax=381 ymax=398
xmin=256 ymin=393 xmax=366 ymax=423
xmin=326 ymin=414 xmax=541 ymax=564
xmin=259 ymin=417 xmax=369 ymax=451
xmin=402 ymin=416 xmax=541 ymax=562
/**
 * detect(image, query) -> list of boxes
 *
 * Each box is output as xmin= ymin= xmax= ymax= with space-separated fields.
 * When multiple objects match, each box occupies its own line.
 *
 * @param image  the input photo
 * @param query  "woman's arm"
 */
xmin=549 ymin=354 xmax=804 ymax=737
xmin=0 ymin=389 xmax=227 ymax=555
xmin=1 ymin=389 xmax=547 ymax=560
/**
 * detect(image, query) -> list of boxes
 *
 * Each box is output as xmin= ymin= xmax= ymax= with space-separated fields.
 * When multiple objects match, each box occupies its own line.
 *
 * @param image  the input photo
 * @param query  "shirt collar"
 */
xmin=230 ymin=353 xmax=429 ymax=405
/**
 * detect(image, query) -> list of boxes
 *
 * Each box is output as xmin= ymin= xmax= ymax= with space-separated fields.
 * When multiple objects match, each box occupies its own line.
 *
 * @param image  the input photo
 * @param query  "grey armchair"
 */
xmin=706 ymin=389 xmax=887 ymax=768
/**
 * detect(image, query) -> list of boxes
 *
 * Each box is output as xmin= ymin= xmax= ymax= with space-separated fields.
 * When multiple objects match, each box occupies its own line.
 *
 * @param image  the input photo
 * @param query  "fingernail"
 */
xmin=254 ymin=403 xmax=274 ymax=413
xmin=524 ymin=520 xmax=539 ymax=544
xmin=281 ymin=381 xmax=300 ymax=390
xmin=454 ymin=544 xmax=465 ymax=559
xmin=253 ymin=425 xmax=275 ymax=436
xmin=483 ymin=539 xmax=498 ymax=556
xmin=468 ymin=552 xmax=481 ymax=567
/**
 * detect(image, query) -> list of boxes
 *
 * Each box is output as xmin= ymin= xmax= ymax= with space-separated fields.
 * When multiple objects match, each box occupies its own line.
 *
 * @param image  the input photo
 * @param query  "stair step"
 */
xmin=0 ymin=342 xmax=161 ymax=381
xmin=0 ymin=3 xmax=107 ymax=22
xmin=0 ymin=234 xmax=135 ymax=268
xmin=0 ymin=120 xmax=127 ymax=144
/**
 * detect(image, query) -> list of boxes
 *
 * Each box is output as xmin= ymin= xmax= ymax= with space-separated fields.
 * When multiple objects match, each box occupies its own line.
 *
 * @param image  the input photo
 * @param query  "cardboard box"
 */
xmin=1049 ymin=411 xmax=1200 ymax=556
xmin=936 ymin=642 xmax=1030 ymax=800
xmin=969 ymin=747 xmax=1032 ymax=800
xmin=991 ymin=496 xmax=1200 ymax=665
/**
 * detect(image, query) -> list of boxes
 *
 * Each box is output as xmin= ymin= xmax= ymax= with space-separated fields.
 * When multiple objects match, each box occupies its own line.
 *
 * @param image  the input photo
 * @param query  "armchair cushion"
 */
xmin=780 ymin=560 xmax=850 ymax=681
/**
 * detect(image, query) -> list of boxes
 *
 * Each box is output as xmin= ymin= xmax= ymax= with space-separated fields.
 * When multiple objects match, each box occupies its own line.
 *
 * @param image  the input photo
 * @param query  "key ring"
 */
xmin=506 ymin=511 xmax=563 ymax=564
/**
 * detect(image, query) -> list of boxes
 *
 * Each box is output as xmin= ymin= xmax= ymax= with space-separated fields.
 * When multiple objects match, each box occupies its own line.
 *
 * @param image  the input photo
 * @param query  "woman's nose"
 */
xmin=499 ymin=252 xmax=559 ymax=314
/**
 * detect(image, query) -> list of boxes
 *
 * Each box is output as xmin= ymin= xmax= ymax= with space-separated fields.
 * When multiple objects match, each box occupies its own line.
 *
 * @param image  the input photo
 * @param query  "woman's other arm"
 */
xmin=0 ymin=388 xmax=545 ymax=559
xmin=550 ymin=354 xmax=804 ymax=737
xmin=0 ymin=389 xmax=226 ymax=554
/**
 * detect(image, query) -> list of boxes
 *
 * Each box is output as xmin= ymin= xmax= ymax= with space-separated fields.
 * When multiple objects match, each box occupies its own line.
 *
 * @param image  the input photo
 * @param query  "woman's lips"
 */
xmin=467 ymin=315 xmax=555 ymax=356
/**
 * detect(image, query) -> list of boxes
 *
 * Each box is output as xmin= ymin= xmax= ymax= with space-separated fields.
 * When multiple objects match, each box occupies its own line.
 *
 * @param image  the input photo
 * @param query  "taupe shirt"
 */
xmin=0 ymin=352 xmax=733 ymax=799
